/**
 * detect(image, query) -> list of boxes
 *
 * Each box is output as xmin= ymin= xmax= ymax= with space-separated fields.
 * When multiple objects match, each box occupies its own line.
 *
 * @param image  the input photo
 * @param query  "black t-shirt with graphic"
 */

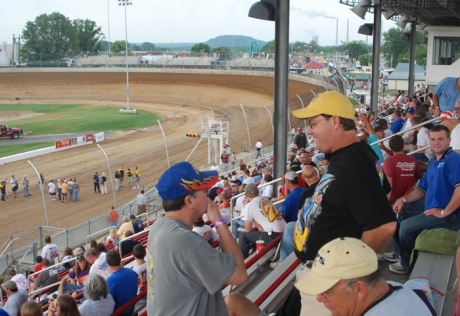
xmin=294 ymin=141 xmax=396 ymax=262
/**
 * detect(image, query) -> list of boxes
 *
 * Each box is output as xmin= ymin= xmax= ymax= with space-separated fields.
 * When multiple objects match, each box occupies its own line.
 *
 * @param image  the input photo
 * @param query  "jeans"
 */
xmin=24 ymin=186 xmax=30 ymax=197
xmin=410 ymin=153 xmax=429 ymax=163
xmin=279 ymin=221 xmax=296 ymax=262
xmin=238 ymin=231 xmax=281 ymax=259
xmin=232 ymin=219 xmax=245 ymax=238
xmin=394 ymin=198 xmax=460 ymax=268
xmin=393 ymin=199 xmax=425 ymax=257
xmin=73 ymin=189 xmax=79 ymax=202
xmin=222 ymin=162 xmax=228 ymax=172
xmin=58 ymin=188 xmax=62 ymax=201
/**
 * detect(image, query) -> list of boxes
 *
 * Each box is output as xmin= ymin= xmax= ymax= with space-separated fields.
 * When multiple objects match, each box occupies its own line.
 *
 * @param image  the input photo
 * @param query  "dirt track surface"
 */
xmin=0 ymin=71 xmax=318 ymax=245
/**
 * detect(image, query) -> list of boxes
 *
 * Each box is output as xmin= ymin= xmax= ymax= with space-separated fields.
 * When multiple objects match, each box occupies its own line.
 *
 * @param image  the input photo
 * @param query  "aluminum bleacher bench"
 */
xmin=246 ymin=252 xmax=301 ymax=314
xmin=410 ymin=251 xmax=457 ymax=316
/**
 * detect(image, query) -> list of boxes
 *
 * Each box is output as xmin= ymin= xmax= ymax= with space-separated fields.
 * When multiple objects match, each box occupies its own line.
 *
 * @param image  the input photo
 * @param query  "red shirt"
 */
xmin=383 ymin=154 xmax=421 ymax=204
xmin=33 ymin=262 xmax=43 ymax=279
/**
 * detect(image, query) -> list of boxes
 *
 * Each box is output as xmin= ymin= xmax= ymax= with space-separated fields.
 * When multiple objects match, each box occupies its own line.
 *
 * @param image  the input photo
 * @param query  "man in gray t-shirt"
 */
xmin=31 ymin=258 xmax=59 ymax=294
xmin=146 ymin=162 xmax=248 ymax=316
xmin=1 ymin=281 xmax=28 ymax=316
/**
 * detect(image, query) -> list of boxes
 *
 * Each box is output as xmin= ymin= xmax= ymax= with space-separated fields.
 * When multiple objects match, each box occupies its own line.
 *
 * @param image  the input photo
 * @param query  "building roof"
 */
xmin=342 ymin=72 xmax=371 ymax=81
xmin=387 ymin=63 xmax=426 ymax=81
xmin=301 ymin=61 xmax=324 ymax=70
xmin=339 ymin=0 xmax=460 ymax=27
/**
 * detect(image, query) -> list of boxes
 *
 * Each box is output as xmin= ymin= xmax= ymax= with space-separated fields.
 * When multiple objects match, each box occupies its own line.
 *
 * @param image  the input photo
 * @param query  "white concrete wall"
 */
xmin=425 ymin=26 xmax=460 ymax=86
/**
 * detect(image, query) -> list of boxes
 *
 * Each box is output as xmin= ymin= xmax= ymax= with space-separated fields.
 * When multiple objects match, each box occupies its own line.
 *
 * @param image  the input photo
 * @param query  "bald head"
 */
xmin=301 ymin=166 xmax=319 ymax=185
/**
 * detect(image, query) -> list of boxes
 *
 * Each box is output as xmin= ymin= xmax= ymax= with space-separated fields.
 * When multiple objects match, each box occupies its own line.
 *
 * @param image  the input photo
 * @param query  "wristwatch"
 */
xmin=441 ymin=209 xmax=445 ymax=217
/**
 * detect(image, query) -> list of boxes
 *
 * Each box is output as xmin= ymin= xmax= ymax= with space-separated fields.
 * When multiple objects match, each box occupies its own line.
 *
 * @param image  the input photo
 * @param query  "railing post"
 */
xmin=39 ymin=227 xmax=44 ymax=248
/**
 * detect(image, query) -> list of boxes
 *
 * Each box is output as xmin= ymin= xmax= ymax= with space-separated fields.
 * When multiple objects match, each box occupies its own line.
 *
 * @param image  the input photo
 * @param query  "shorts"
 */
xmin=138 ymin=204 xmax=146 ymax=215
xmin=127 ymin=176 xmax=133 ymax=182
xmin=135 ymin=177 xmax=140 ymax=182
xmin=12 ymin=186 xmax=18 ymax=192
xmin=62 ymin=193 xmax=68 ymax=197
xmin=50 ymin=192 xmax=56 ymax=196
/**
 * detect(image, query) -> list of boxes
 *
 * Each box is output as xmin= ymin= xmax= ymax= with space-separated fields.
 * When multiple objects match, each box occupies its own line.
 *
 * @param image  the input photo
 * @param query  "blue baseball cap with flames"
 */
xmin=157 ymin=162 xmax=218 ymax=200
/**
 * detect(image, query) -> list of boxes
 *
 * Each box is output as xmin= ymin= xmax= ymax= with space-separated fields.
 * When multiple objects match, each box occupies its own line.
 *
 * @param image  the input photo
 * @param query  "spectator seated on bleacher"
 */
xmin=384 ymin=125 xmax=460 ymax=275
xmin=106 ymin=250 xmax=138 ymax=315
xmin=117 ymin=216 xmax=133 ymax=240
xmin=47 ymin=294 xmax=79 ymax=316
xmin=20 ymin=301 xmax=43 ymax=316
xmin=8 ymin=268 xmax=28 ymax=292
xmin=132 ymin=245 xmax=147 ymax=295
xmin=238 ymin=183 xmax=285 ymax=259
xmin=85 ymin=248 xmax=112 ymax=279
xmin=59 ymin=255 xmax=90 ymax=296
xmin=130 ymin=215 xmax=144 ymax=234
xmin=295 ymin=238 xmax=434 ymax=315
xmin=32 ymin=256 xmax=44 ymax=280
xmin=58 ymin=247 xmax=75 ymax=272
xmin=101 ymin=227 xmax=120 ymax=246
xmin=1 ymin=281 xmax=28 ymax=316
xmin=192 ymin=217 xmax=219 ymax=245
xmin=78 ymin=274 xmax=115 ymax=316
xmin=116 ymin=231 xmax=140 ymax=257
xmin=30 ymin=259 xmax=59 ymax=299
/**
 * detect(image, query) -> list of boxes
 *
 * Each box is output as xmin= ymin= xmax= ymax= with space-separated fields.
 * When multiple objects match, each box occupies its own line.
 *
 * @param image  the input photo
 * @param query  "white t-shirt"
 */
xmin=132 ymin=262 xmax=147 ymax=294
xmin=244 ymin=196 xmax=286 ymax=233
xmin=451 ymin=124 xmax=460 ymax=151
xmin=210 ymin=165 xmax=220 ymax=172
xmin=417 ymin=127 xmax=432 ymax=158
xmin=260 ymin=184 xmax=273 ymax=199
xmin=48 ymin=182 xmax=56 ymax=193
xmin=11 ymin=274 xmax=29 ymax=291
xmin=41 ymin=243 xmax=59 ymax=262
xmin=234 ymin=195 xmax=245 ymax=212
xmin=192 ymin=225 xmax=219 ymax=243
xmin=89 ymin=252 xmax=112 ymax=279
xmin=10 ymin=178 xmax=17 ymax=188
xmin=255 ymin=141 xmax=263 ymax=149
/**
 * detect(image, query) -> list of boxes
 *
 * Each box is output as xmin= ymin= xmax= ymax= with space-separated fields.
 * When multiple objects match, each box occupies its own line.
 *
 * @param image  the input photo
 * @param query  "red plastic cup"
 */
xmin=256 ymin=240 xmax=265 ymax=253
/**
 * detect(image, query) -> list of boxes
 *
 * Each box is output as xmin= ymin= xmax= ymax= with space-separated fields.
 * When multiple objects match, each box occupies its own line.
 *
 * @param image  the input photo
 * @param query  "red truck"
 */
xmin=0 ymin=124 xmax=23 ymax=139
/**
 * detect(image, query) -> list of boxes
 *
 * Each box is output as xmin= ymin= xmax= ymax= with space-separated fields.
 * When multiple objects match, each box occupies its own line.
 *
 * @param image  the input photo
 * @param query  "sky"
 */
xmin=2 ymin=0 xmax=397 ymax=47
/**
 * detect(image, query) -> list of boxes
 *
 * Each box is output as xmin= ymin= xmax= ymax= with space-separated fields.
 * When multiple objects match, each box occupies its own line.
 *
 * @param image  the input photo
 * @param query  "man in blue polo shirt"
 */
xmin=384 ymin=125 xmax=460 ymax=274
xmin=280 ymin=171 xmax=303 ymax=223
xmin=390 ymin=110 xmax=405 ymax=133
xmin=433 ymin=77 xmax=460 ymax=114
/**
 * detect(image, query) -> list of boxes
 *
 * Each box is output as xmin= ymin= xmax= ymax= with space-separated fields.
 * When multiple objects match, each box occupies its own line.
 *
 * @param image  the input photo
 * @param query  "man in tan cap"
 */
xmin=295 ymin=237 xmax=433 ymax=315
xmin=290 ymin=91 xmax=396 ymax=315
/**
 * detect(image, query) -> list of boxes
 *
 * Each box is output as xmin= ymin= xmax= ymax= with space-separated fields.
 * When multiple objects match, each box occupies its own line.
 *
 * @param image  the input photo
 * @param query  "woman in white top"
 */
xmin=260 ymin=174 xmax=274 ymax=199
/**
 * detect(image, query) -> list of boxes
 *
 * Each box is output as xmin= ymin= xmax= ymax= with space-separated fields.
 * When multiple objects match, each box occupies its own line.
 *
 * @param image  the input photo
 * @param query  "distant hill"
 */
xmin=205 ymin=35 xmax=267 ymax=49
xmin=152 ymin=35 xmax=267 ymax=50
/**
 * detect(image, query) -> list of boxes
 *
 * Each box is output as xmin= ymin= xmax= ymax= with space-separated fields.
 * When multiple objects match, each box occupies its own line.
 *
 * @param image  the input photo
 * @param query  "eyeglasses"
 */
xmin=319 ymin=280 xmax=357 ymax=301
xmin=308 ymin=118 xmax=328 ymax=130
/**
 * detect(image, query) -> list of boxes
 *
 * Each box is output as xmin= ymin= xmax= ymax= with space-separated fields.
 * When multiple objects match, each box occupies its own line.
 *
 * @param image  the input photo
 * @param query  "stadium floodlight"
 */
xmin=396 ymin=15 xmax=410 ymax=30
xmin=350 ymin=0 xmax=372 ymax=20
xmin=358 ymin=23 xmax=373 ymax=36
xmin=383 ymin=7 xmax=397 ymax=20
xmin=118 ymin=0 xmax=136 ymax=114
xmin=248 ymin=0 xmax=275 ymax=21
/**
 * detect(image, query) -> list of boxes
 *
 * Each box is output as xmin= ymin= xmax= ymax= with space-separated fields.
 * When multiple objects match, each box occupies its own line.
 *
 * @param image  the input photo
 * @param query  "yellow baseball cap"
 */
xmin=292 ymin=91 xmax=356 ymax=120
xmin=294 ymin=237 xmax=378 ymax=295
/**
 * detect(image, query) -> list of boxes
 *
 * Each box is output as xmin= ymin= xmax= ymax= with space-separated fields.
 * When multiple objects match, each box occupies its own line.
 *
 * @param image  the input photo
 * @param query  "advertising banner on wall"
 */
xmin=94 ymin=132 xmax=104 ymax=143
xmin=55 ymin=139 xmax=72 ymax=149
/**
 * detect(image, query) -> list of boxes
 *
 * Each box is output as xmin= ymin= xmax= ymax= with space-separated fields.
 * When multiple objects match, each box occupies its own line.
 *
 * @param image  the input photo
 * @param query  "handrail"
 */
xmin=369 ymin=116 xmax=440 ymax=146
xmin=0 ymin=237 xmax=20 ymax=257
xmin=85 ymin=226 xmax=114 ymax=248
xmin=117 ymin=226 xmax=151 ymax=258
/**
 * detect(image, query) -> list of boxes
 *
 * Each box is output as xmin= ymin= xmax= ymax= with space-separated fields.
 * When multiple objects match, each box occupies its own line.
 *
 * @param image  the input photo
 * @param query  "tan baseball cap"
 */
xmin=295 ymin=237 xmax=378 ymax=295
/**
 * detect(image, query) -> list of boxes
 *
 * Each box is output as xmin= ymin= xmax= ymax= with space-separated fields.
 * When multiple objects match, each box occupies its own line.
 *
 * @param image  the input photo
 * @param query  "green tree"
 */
xmin=73 ymin=19 xmax=104 ymax=53
xmin=140 ymin=42 xmax=156 ymax=51
xmin=191 ymin=43 xmax=211 ymax=55
xmin=261 ymin=40 xmax=276 ymax=54
xmin=358 ymin=53 xmax=372 ymax=66
xmin=21 ymin=12 xmax=78 ymax=61
xmin=343 ymin=41 xmax=369 ymax=60
xmin=382 ymin=27 xmax=428 ymax=67
xmin=213 ymin=46 xmax=232 ymax=60
xmin=112 ymin=40 xmax=129 ymax=53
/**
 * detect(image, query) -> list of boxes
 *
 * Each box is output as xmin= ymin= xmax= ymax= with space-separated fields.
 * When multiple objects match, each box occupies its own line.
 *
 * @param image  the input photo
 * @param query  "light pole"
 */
xmin=118 ymin=0 xmax=136 ymax=114
xmin=107 ymin=0 xmax=111 ymax=55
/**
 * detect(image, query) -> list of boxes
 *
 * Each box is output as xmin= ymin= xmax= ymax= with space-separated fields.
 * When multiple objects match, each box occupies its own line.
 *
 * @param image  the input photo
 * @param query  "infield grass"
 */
xmin=0 ymin=142 xmax=54 ymax=157
xmin=0 ymin=104 xmax=162 ymax=135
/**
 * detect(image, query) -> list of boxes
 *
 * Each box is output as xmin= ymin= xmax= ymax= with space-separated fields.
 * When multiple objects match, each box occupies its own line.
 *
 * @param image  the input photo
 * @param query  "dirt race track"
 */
xmin=0 ymin=71 xmax=318 ymax=246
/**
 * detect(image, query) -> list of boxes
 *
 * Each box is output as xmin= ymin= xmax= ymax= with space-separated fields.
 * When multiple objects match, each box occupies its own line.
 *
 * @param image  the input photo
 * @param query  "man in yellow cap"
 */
xmin=295 ymin=237 xmax=433 ymax=315
xmin=289 ymin=91 xmax=396 ymax=315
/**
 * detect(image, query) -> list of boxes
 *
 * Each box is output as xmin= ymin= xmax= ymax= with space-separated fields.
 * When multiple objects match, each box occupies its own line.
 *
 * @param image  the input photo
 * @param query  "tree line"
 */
xmin=19 ymin=12 xmax=427 ymax=67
